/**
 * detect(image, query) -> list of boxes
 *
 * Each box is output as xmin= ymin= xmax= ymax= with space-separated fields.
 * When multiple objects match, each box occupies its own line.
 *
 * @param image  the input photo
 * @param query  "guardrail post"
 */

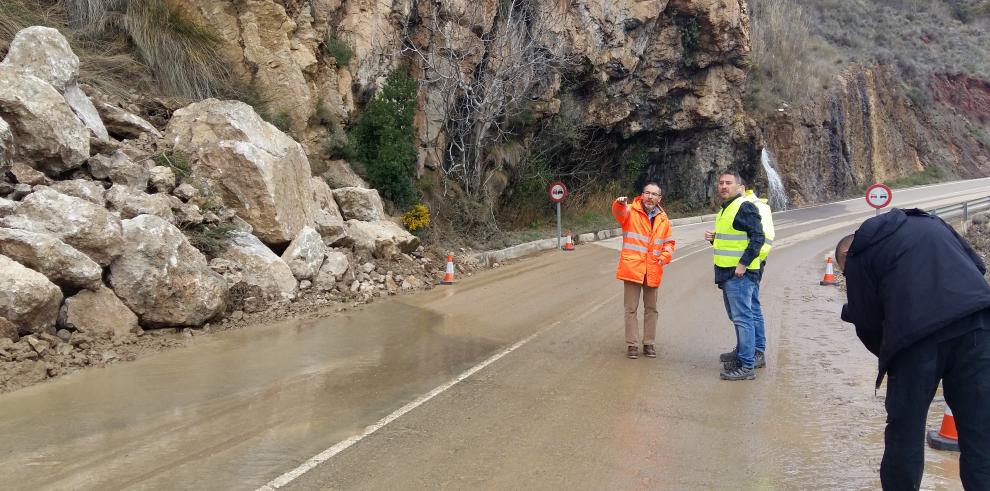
xmin=963 ymin=202 xmax=969 ymax=234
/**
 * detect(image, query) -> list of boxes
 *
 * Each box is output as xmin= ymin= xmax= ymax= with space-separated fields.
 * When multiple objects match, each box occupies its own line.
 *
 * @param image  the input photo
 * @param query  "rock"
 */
xmin=0 ymin=317 xmax=18 ymax=342
xmin=299 ymin=279 xmax=312 ymax=290
xmin=321 ymin=161 xmax=368 ymax=189
xmin=105 ymin=185 xmax=175 ymax=223
xmin=11 ymin=183 xmax=31 ymax=200
xmin=174 ymin=201 xmax=205 ymax=227
xmin=0 ymin=198 xmax=16 ymax=217
xmin=9 ymin=162 xmax=50 ymax=186
xmin=312 ymin=210 xmax=348 ymax=246
xmin=165 ymin=99 xmax=314 ymax=245
xmin=360 ymin=262 xmax=375 ymax=274
xmin=345 ymin=219 xmax=421 ymax=257
xmin=0 ymin=66 xmax=89 ymax=174
xmin=0 ymin=254 xmax=62 ymax=335
xmin=401 ymin=275 xmax=424 ymax=290
xmin=0 ymin=187 xmax=123 ymax=266
xmin=64 ymin=83 xmax=109 ymax=141
xmin=385 ymin=275 xmax=398 ymax=293
xmin=24 ymin=335 xmax=49 ymax=355
xmin=0 ymin=116 xmax=12 ymax=171
xmin=56 ymin=328 xmax=70 ymax=342
xmin=310 ymin=177 xmax=343 ymax=218
xmin=59 ymin=287 xmax=139 ymax=339
xmin=313 ymin=250 xmax=350 ymax=291
xmin=281 ymin=226 xmax=326 ymax=280
xmin=149 ymin=166 xmax=176 ymax=193
xmin=332 ymin=187 xmax=384 ymax=222
xmin=93 ymin=101 xmax=162 ymax=140
xmin=173 ymin=183 xmax=198 ymax=201
xmin=215 ymin=232 xmax=297 ymax=302
xmin=0 ymin=27 xmax=78 ymax=91
xmin=8 ymin=360 xmax=47 ymax=385
xmin=0 ymin=227 xmax=103 ymax=291
xmin=109 ymin=214 xmax=227 ymax=327
xmin=49 ymin=179 xmax=105 ymax=206
xmin=87 ymin=150 xmax=149 ymax=188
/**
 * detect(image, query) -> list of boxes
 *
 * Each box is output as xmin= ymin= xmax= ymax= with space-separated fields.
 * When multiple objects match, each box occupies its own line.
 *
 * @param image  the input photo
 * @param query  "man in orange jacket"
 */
xmin=612 ymin=182 xmax=676 ymax=359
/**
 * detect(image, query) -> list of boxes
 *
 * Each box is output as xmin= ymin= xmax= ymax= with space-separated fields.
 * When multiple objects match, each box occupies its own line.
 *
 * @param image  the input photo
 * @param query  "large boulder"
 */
xmin=0 ymin=66 xmax=89 ymax=175
xmin=49 ymin=179 xmax=106 ymax=206
xmin=281 ymin=226 xmax=326 ymax=281
xmin=310 ymin=177 xmax=342 ymax=218
xmin=108 ymin=214 xmax=227 ymax=327
xmin=0 ymin=254 xmax=62 ymax=335
xmin=309 ymin=177 xmax=347 ymax=245
xmin=0 ymin=198 xmax=17 ymax=217
xmin=215 ymin=232 xmax=297 ymax=302
xmin=345 ymin=219 xmax=421 ymax=258
xmin=59 ymin=287 xmax=139 ymax=339
xmin=0 ymin=188 xmax=123 ymax=266
xmin=164 ymin=99 xmax=314 ymax=245
xmin=0 ymin=26 xmax=78 ymax=91
xmin=105 ymin=185 xmax=175 ymax=224
xmin=333 ymin=187 xmax=384 ymax=222
xmin=0 ymin=317 xmax=17 ymax=342
xmin=0 ymin=227 xmax=102 ymax=291
xmin=87 ymin=150 xmax=149 ymax=188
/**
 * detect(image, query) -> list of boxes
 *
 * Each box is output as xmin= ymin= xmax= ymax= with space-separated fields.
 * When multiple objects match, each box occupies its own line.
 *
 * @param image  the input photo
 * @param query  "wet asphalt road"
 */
xmin=1 ymin=180 xmax=987 ymax=490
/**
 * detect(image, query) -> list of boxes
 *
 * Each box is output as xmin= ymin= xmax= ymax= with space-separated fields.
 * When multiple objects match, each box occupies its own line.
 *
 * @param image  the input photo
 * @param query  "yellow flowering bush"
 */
xmin=402 ymin=204 xmax=430 ymax=232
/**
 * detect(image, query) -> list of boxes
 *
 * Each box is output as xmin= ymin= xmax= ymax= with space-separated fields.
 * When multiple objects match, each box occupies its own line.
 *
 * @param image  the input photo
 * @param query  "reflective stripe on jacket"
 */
xmin=745 ymin=191 xmax=775 ymax=262
xmin=714 ymin=195 xmax=761 ymax=270
xmin=612 ymin=197 xmax=675 ymax=287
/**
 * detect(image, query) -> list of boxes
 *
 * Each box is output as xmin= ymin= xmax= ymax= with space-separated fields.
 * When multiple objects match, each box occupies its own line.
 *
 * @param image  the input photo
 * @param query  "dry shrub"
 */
xmin=60 ymin=0 xmax=230 ymax=98
xmin=745 ymin=0 xmax=839 ymax=114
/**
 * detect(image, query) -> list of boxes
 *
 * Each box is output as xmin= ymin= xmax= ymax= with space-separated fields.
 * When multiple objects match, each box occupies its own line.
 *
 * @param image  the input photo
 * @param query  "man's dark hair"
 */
xmin=642 ymin=182 xmax=661 ymax=193
xmin=719 ymin=169 xmax=745 ymax=185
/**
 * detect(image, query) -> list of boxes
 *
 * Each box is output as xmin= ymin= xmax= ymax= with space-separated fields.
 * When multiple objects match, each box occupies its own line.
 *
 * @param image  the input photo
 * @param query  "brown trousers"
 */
xmin=623 ymin=280 xmax=658 ymax=346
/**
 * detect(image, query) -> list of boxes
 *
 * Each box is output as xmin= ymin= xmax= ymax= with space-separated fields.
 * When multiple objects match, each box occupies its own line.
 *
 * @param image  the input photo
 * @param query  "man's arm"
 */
xmin=612 ymin=197 xmax=630 ymax=226
xmin=842 ymin=258 xmax=884 ymax=356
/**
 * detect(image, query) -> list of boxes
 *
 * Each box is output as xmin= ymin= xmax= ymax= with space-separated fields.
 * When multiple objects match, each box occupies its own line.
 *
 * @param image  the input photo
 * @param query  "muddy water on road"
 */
xmin=762 ymin=253 xmax=961 ymax=490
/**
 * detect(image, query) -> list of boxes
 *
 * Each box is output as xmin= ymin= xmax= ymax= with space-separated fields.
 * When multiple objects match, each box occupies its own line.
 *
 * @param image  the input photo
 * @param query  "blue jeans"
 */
xmin=722 ymin=278 xmax=766 ymax=355
xmin=721 ymin=276 xmax=758 ymax=369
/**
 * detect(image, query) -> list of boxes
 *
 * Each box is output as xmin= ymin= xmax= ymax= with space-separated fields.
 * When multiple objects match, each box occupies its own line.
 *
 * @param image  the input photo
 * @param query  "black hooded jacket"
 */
xmin=840 ymin=208 xmax=990 ymax=387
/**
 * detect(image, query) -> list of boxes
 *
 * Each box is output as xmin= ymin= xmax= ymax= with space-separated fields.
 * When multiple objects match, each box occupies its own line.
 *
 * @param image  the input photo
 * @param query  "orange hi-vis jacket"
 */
xmin=612 ymin=197 xmax=676 ymax=287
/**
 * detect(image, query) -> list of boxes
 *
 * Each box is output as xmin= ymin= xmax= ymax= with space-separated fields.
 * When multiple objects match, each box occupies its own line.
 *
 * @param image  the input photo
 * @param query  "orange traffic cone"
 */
xmin=562 ymin=232 xmax=575 ymax=251
xmin=819 ymin=257 xmax=837 ymax=285
xmin=440 ymin=254 xmax=455 ymax=285
xmin=927 ymin=405 xmax=960 ymax=451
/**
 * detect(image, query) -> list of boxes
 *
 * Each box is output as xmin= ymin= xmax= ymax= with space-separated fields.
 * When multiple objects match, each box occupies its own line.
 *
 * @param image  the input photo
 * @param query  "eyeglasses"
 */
xmin=642 ymin=191 xmax=661 ymax=197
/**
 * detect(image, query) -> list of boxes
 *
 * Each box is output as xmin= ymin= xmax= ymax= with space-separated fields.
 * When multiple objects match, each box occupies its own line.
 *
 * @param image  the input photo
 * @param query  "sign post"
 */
xmin=865 ymin=183 xmax=893 ymax=216
xmin=548 ymin=181 xmax=568 ymax=249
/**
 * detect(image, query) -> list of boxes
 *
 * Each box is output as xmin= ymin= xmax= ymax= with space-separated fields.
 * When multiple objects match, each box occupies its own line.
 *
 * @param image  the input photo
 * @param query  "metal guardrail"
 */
xmin=928 ymin=196 xmax=990 ymax=233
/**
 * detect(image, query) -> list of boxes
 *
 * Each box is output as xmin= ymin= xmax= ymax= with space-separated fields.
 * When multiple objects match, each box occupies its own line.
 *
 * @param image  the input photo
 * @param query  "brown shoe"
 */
xmin=626 ymin=346 xmax=639 ymax=359
xmin=643 ymin=345 xmax=657 ymax=358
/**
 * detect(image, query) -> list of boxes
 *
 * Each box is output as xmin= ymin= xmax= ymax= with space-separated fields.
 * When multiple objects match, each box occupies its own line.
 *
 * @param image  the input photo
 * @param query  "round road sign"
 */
xmin=548 ymin=181 xmax=568 ymax=203
xmin=865 ymin=183 xmax=893 ymax=209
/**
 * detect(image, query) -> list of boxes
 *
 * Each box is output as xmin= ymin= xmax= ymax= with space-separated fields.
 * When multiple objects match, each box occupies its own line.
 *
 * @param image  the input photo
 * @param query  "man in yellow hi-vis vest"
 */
xmin=704 ymin=170 xmax=765 ymax=381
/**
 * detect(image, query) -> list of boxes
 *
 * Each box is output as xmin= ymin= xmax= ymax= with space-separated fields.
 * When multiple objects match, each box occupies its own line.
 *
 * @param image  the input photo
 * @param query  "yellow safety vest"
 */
xmin=745 ymin=190 xmax=774 ymax=262
xmin=713 ymin=195 xmax=761 ymax=270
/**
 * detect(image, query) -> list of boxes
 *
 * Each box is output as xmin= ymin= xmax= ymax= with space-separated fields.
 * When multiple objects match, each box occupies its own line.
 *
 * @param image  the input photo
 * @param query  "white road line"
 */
xmin=259 ymin=245 xmax=700 ymax=489
xmin=256 ymin=327 xmax=550 ymax=490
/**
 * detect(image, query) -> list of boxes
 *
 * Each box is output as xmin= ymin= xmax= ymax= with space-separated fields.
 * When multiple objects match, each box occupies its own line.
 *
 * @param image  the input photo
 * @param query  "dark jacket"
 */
xmin=713 ymin=197 xmax=765 ymax=285
xmin=840 ymin=208 xmax=990 ymax=387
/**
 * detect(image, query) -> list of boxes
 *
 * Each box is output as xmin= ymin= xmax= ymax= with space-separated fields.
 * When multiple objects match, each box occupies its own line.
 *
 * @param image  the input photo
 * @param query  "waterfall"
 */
xmin=760 ymin=148 xmax=789 ymax=210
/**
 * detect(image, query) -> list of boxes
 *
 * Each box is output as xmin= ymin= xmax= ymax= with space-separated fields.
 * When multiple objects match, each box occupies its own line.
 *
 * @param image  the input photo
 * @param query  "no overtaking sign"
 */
xmin=866 ymin=183 xmax=892 ymax=209
xmin=548 ymin=181 xmax=568 ymax=203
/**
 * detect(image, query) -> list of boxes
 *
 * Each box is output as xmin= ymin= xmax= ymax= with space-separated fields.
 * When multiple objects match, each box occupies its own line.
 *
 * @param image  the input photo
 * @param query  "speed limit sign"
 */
xmin=865 ymin=183 xmax=892 ymax=209
xmin=548 ymin=181 xmax=568 ymax=203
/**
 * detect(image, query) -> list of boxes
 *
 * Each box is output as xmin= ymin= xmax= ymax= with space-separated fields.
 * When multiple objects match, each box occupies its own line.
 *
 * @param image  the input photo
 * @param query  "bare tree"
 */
xmin=403 ymin=0 xmax=566 ymax=200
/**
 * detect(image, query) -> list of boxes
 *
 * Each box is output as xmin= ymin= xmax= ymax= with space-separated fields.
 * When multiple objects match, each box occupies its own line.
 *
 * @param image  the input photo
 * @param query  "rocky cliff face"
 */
xmin=764 ymin=66 xmax=990 ymax=207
